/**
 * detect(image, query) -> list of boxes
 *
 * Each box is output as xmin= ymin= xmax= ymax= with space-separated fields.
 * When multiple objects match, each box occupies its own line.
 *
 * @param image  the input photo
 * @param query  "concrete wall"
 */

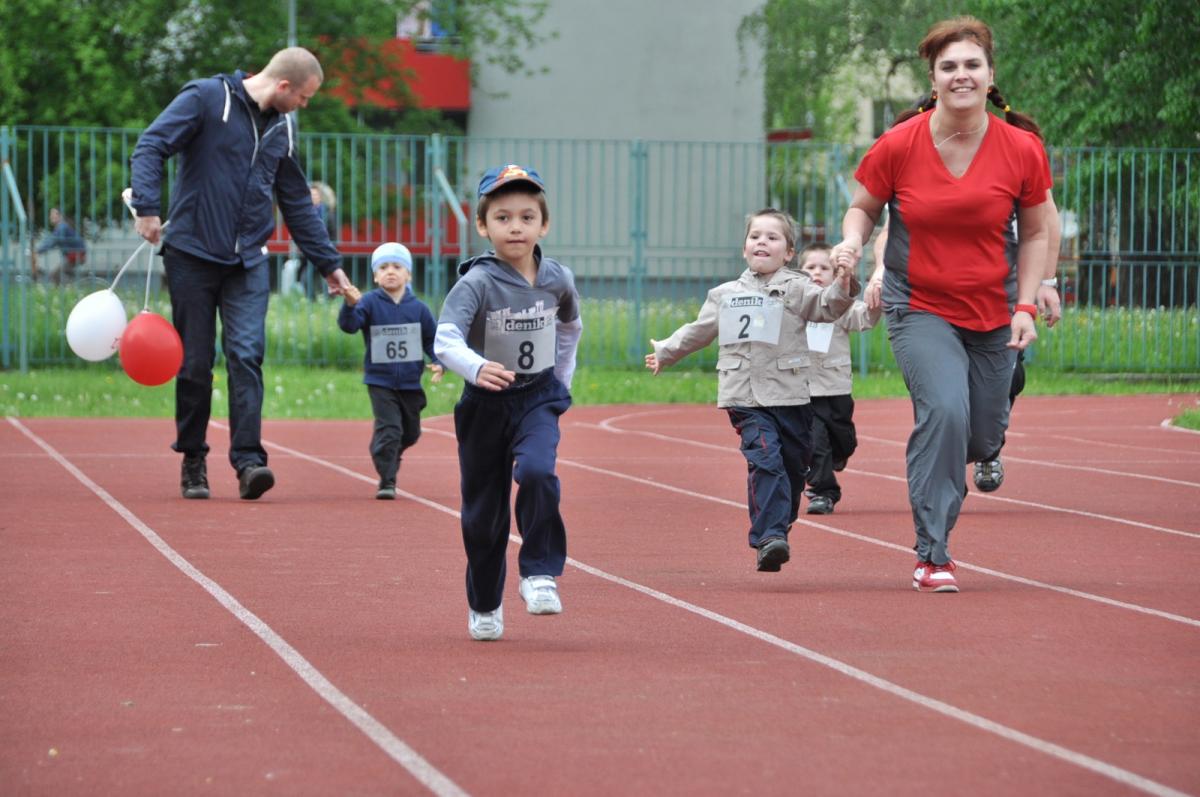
xmin=468 ymin=0 xmax=764 ymax=143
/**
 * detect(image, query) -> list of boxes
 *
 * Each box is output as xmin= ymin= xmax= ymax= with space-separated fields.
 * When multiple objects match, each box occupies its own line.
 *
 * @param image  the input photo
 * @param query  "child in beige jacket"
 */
xmin=646 ymin=209 xmax=858 ymax=572
xmin=794 ymin=243 xmax=881 ymax=515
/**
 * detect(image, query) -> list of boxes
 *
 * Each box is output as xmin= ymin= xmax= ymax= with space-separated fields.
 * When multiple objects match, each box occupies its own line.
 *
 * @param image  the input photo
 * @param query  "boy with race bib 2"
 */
xmin=434 ymin=165 xmax=583 ymax=641
xmin=645 ymin=209 xmax=857 ymax=573
xmin=339 ymin=243 xmax=443 ymax=499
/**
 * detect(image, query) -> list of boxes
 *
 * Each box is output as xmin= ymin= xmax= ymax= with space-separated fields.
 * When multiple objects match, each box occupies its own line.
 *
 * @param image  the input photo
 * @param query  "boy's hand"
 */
xmin=475 ymin=361 xmax=515 ymax=391
xmin=343 ymin=285 xmax=362 ymax=306
xmin=645 ymin=342 xmax=662 ymax=375
xmin=428 ymin=363 xmax=444 ymax=384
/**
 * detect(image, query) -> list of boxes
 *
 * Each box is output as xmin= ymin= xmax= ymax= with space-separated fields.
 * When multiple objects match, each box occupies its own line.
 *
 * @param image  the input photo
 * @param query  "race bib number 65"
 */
xmin=370 ymin=323 xmax=422 ymax=363
xmin=718 ymin=294 xmax=783 ymax=345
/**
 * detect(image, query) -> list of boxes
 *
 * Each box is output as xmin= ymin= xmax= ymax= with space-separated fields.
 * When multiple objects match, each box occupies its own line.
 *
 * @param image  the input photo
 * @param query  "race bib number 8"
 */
xmin=718 ymin=294 xmax=783 ymax=345
xmin=484 ymin=310 xmax=557 ymax=373
xmin=370 ymin=323 xmax=422 ymax=363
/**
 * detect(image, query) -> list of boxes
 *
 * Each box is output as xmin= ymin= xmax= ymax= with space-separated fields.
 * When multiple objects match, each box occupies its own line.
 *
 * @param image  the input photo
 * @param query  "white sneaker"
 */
xmin=468 ymin=604 xmax=504 ymax=641
xmin=519 ymin=575 xmax=562 ymax=615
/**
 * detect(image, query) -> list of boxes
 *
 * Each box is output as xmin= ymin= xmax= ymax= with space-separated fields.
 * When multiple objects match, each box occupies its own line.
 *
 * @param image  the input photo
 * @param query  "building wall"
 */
xmin=468 ymin=0 xmax=764 ymax=143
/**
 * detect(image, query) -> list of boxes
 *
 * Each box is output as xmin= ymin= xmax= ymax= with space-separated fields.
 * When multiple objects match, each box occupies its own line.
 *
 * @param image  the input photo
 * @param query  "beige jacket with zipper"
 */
xmin=653 ymin=267 xmax=856 ymax=408
xmin=807 ymin=300 xmax=882 ymax=397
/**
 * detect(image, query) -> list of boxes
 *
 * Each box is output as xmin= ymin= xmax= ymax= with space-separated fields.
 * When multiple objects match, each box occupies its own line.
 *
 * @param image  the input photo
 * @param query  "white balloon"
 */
xmin=66 ymin=289 xmax=127 ymax=362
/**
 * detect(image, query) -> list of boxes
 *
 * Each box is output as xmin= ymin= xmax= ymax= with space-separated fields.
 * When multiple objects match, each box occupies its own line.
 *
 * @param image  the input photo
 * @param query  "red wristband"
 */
xmin=1014 ymin=303 xmax=1038 ymax=317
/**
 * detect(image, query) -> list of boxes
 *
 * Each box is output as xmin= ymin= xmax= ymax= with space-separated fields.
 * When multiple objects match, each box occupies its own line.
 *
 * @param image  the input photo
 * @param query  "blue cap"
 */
xmin=477 ymin=164 xmax=545 ymax=198
xmin=371 ymin=242 xmax=412 ymax=273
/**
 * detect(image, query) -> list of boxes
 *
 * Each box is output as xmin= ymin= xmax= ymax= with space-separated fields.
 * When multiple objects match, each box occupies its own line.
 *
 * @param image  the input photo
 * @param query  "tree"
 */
xmin=0 ymin=0 xmax=551 ymax=133
xmin=737 ymin=0 xmax=958 ymax=139
xmin=739 ymin=0 xmax=1200 ymax=147
xmin=975 ymin=0 xmax=1200 ymax=148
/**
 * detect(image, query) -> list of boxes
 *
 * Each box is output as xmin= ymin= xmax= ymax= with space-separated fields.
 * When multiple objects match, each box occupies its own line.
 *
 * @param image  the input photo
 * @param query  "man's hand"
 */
xmin=428 ymin=363 xmax=444 ymax=384
xmin=475 ymin=361 xmax=515 ymax=391
xmin=324 ymin=268 xmax=352 ymax=296
xmin=135 ymin=215 xmax=163 ymax=245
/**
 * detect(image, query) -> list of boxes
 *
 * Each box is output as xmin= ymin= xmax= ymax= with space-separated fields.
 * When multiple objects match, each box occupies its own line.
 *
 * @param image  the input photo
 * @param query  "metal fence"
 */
xmin=2 ymin=124 xmax=1198 ymax=373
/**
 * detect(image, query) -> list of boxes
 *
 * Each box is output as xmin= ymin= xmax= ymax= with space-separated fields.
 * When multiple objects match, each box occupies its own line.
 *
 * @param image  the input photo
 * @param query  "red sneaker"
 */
xmin=913 ymin=560 xmax=959 ymax=593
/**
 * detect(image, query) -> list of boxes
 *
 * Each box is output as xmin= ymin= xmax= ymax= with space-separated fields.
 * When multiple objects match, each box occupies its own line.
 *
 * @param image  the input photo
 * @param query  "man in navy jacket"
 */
xmin=130 ymin=46 xmax=350 ymax=501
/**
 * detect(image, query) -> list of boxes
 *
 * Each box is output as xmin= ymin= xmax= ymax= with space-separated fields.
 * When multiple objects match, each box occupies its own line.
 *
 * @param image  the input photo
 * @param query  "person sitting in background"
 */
xmin=34 ymin=208 xmax=87 ymax=283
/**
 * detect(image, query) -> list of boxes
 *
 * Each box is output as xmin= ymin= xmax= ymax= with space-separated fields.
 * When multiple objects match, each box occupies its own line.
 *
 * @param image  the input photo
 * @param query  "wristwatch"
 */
xmin=1041 ymin=277 xmax=1059 ymax=287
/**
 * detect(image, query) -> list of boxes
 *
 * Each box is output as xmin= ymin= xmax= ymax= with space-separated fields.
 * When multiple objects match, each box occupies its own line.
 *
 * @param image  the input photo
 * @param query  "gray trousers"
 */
xmin=886 ymin=309 xmax=1016 ymax=565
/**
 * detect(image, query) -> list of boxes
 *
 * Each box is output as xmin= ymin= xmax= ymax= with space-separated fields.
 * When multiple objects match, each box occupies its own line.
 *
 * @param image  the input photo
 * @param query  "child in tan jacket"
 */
xmin=646 ymin=209 xmax=857 ymax=572
xmin=794 ymin=242 xmax=881 ymax=515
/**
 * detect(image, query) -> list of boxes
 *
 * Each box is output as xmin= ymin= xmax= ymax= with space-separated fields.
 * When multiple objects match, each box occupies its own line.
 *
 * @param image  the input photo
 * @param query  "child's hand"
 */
xmin=475 ymin=361 xmax=516 ymax=391
xmin=645 ymin=342 xmax=662 ymax=375
xmin=343 ymin=285 xmax=362 ymax=306
xmin=428 ymin=363 xmax=444 ymax=384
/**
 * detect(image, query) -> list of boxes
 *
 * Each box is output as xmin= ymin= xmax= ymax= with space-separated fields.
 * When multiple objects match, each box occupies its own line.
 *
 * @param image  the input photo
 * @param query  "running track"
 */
xmin=2 ymin=394 xmax=1198 ymax=796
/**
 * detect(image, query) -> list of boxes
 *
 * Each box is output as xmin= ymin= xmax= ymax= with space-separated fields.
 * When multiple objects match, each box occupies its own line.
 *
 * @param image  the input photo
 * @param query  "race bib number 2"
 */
xmin=370 ymin=323 xmax=422 ymax=363
xmin=718 ymin=294 xmax=783 ymax=345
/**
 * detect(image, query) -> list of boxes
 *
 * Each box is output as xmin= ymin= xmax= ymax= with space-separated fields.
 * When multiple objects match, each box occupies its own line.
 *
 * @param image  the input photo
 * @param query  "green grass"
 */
xmin=2 ymin=364 xmax=1198 ymax=422
xmin=13 ymin=283 xmax=1200 ymax=373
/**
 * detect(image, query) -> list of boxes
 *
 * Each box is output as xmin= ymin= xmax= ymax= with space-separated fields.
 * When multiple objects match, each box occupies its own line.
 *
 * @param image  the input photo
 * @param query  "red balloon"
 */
xmin=119 ymin=311 xmax=183 ymax=386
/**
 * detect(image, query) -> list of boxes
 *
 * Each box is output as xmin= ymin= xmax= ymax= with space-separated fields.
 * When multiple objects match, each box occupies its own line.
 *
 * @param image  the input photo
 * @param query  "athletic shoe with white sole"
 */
xmin=973 ymin=458 xmax=1004 ymax=492
xmin=468 ymin=605 xmax=504 ymax=641
xmin=913 ymin=560 xmax=959 ymax=593
xmin=519 ymin=575 xmax=563 ymax=615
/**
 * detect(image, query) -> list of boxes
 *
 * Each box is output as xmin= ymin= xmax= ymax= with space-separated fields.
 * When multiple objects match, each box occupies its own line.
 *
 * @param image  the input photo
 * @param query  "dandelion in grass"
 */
xmin=275 ymin=385 xmax=284 ymax=395
xmin=17 ymin=392 xmax=26 ymax=400
xmin=213 ymin=389 xmax=223 ymax=402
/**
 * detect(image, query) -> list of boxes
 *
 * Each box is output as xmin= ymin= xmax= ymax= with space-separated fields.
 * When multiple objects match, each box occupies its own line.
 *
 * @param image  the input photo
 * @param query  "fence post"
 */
xmin=429 ymin=133 xmax=444 ymax=299
xmin=628 ymin=140 xmax=648 ymax=362
xmin=1 ymin=125 xmax=10 ymax=369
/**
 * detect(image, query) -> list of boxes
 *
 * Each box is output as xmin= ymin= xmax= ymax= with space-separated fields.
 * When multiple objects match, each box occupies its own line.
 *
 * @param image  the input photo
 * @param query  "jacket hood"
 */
xmin=457 ymin=244 xmax=543 ymax=277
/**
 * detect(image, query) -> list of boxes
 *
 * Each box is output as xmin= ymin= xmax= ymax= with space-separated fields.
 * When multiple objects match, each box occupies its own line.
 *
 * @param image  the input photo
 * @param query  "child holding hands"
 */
xmin=339 ymin=243 xmax=442 ymax=499
xmin=794 ymin=242 xmax=881 ymax=514
xmin=646 ymin=209 xmax=858 ymax=572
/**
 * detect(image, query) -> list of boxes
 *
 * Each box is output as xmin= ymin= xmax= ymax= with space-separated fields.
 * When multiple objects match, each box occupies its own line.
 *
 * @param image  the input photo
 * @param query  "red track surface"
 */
xmin=2 ymin=394 xmax=1198 ymax=796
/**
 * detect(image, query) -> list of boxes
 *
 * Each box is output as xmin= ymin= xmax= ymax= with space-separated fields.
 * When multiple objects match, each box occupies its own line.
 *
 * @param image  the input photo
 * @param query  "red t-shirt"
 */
xmin=855 ymin=114 xmax=1052 ymax=330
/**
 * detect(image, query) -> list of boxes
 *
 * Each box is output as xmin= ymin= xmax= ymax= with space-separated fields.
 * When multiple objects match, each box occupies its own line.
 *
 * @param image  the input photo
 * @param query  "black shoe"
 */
xmin=376 ymin=480 xmax=396 ymax=500
xmin=806 ymin=495 xmax=834 ymax=515
xmin=756 ymin=537 xmax=790 ymax=572
xmin=181 ymin=455 xmax=210 ymax=499
xmin=237 ymin=465 xmax=275 ymax=500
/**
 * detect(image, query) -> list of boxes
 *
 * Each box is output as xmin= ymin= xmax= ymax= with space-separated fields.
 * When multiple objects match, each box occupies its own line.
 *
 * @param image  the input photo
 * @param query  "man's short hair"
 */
xmin=262 ymin=47 xmax=324 ymax=84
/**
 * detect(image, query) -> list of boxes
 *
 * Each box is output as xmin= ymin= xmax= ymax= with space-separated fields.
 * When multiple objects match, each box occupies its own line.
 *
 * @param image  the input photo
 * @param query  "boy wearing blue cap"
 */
xmin=339 ymin=243 xmax=443 ymax=499
xmin=435 ymin=164 xmax=583 ymax=641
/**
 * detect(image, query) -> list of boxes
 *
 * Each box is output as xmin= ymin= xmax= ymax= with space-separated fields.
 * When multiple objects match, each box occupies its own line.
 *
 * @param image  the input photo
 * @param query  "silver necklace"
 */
xmin=934 ymin=119 xmax=986 ymax=149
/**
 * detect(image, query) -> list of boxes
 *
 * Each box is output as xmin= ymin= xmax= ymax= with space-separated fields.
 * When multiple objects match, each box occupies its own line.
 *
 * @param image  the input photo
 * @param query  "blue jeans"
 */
xmin=726 ymin=405 xmax=813 ymax=548
xmin=163 ymin=245 xmax=270 ymax=473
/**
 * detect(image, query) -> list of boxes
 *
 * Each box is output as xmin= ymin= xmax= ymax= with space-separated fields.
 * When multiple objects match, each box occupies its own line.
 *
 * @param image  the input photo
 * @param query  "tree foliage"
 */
xmin=739 ymin=0 xmax=1200 ymax=147
xmin=0 ymin=0 xmax=550 ymax=133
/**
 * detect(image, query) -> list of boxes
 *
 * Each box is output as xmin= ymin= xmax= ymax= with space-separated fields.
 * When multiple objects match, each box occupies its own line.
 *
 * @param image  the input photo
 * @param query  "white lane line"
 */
xmin=556 ymin=457 xmax=1200 ymax=629
xmin=582 ymin=423 xmax=1200 ymax=540
xmin=7 ymin=417 xmax=467 ymax=797
xmin=262 ymin=425 xmax=1190 ymax=797
xmin=1161 ymin=419 xmax=1200 ymax=436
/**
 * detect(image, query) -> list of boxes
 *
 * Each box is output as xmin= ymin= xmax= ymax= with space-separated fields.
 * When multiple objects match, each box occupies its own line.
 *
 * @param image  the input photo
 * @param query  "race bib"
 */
xmin=806 ymin=322 xmax=834 ymax=354
xmin=484 ymin=308 xmax=557 ymax=373
xmin=370 ymin=323 xmax=422 ymax=363
xmin=718 ymin=294 xmax=783 ymax=345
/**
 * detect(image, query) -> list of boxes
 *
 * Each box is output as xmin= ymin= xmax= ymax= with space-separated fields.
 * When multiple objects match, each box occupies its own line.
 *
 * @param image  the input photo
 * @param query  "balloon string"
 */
xmin=143 ymin=243 xmax=153 ymax=310
xmin=114 ymin=188 xmax=167 ymax=305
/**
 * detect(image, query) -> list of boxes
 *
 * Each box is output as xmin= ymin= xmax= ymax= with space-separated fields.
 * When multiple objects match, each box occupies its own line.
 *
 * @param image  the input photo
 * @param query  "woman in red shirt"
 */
xmin=831 ymin=16 xmax=1052 ymax=593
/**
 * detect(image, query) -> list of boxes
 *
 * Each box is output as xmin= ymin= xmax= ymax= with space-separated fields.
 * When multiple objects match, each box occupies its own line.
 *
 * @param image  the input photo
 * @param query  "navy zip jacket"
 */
xmin=339 ymin=288 xmax=440 ymax=390
xmin=130 ymin=70 xmax=341 ymax=274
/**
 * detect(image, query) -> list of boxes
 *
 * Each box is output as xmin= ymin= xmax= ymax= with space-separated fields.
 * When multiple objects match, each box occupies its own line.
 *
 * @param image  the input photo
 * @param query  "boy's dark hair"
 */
xmin=789 ymin=241 xmax=831 ymax=271
xmin=475 ymin=182 xmax=550 ymax=224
